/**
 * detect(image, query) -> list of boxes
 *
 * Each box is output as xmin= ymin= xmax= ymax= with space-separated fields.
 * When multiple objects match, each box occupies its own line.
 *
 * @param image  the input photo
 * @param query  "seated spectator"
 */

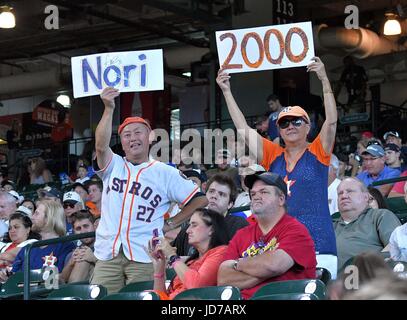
xmin=21 ymin=199 xmax=36 ymax=214
xmin=266 ymin=93 xmax=284 ymax=142
xmin=389 ymin=184 xmax=407 ymax=262
xmin=147 ymin=208 xmax=229 ymax=300
xmin=389 ymin=223 xmax=407 ymax=263
xmin=254 ymin=115 xmax=269 ymax=139
xmin=1 ymin=180 xmax=15 ymax=192
xmin=63 ymin=191 xmax=85 ymax=235
xmin=7 ymin=200 xmax=75 ymax=275
xmin=0 ymin=213 xmax=41 ymax=272
xmin=234 ymin=162 xmax=265 ymax=208
xmin=206 ymin=149 xmax=239 ymax=183
xmin=172 ymin=174 xmax=248 ymax=257
xmin=356 ymin=144 xmax=400 ymax=196
xmin=61 ymin=210 xmax=97 ymax=283
xmin=328 ymin=154 xmax=342 ymax=215
xmin=75 ymin=165 xmax=90 ymax=184
xmin=329 ymin=252 xmax=396 ymax=300
xmin=85 ymin=180 xmax=102 ymax=218
xmin=38 ymin=186 xmax=62 ymax=204
xmin=70 ymin=182 xmax=89 ymax=203
xmin=218 ymin=172 xmax=316 ymax=300
xmin=333 ymin=177 xmax=401 ymax=271
xmin=384 ymin=131 xmax=407 ymax=167
xmin=0 ymin=191 xmax=18 ymax=238
xmin=367 ymin=186 xmax=388 ymax=209
xmin=384 ymin=131 xmax=402 ymax=147
xmin=384 ymin=143 xmax=405 ymax=172
xmin=342 ymin=277 xmax=407 ymax=300
xmin=28 ymin=157 xmax=53 ymax=185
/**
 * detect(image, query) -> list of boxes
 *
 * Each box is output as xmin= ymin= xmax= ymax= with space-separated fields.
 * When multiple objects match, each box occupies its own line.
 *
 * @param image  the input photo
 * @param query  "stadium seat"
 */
xmin=331 ymin=212 xmax=340 ymax=220
xmin=251 ymin=279 xmax=326 ymax=300
xmin=385 ymin=197 xmax=407 ymax=224
xmin=46 ymin=284 xmax=107 ymax=300
xmin=119 ymin=280 xmax=154 ymax=293
xmin=315 ymin=267 xmax=332 ymax=285
xmin=173 ymin=285 xmax=242 ymax=300
xmin=0 ymin=269 xmax=51 ymax=299
xmin=386 ymin=260 xmax=407 ymax=274
xmin=166 ymin=268 xmax=176 ymax=281
xmin=251 ymin=293 xmax=319 ymax=300
xmin=102 ymin=291 xmax=160 ymax=300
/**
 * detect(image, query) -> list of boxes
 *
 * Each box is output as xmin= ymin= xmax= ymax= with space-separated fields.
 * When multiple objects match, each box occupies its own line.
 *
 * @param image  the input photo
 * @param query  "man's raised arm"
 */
xmin=95 ymin=87 xmax=119 ymax=169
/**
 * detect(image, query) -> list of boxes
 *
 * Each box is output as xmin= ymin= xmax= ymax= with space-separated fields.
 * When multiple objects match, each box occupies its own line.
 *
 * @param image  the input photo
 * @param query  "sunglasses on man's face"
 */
xmin=63 ymin=203 xmax=76 ymax=209
xmin=278 ymin=117 xmax=307 ymax=129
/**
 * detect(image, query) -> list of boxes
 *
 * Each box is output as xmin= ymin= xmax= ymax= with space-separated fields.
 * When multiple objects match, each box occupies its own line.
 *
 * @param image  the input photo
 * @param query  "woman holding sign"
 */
xmin=216 ymin=57 xmax=338 ymax=278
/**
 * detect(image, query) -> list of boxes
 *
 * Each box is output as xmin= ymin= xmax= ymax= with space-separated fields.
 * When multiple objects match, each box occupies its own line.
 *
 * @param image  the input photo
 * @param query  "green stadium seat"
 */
xmin=386 ymin=260 xmax=407 ymax=274
xmin=0 ymin=269 xmax=51 ymax=299
xmin=331 ymin=212 xmax=340 ymax=220
xmin=315 ymin=267 xmax=332 ymax=285
xmin=102 ymin=291 xmax=160 ymax=300
xmin=386 ymin=197 xmax=407 ymax=224
xmin=46 ymin=284 xmax=107 ymax=300
xmin=166 ymin=268 xmax=176 ymax=281
xmin=119 ymin=280 xmax=154 ymax=293
xmin=251 ymin=279 xmax=326 ymax=300
xmin=251 ymin=293 xmax=319 ymax=300
xmin=173 ymin=285 xmax=242 ymax=300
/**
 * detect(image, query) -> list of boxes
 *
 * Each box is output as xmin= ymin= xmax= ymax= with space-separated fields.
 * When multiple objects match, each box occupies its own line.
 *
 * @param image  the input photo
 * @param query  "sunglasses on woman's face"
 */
xmin=63 ymin=203 xmax=76 ymax=209
xmin=278 ymin=117 xmax=306 ymax=129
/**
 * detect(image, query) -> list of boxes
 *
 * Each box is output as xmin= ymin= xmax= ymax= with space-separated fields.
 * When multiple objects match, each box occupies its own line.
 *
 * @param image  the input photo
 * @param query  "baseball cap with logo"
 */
xmin=244 ymin=172 xmax=287 ymax=197
xmin=277 ymin=106 xmax=310 ymax=125
xmin=384 ymin=143 xmax=401 ymax=153
xmin=39 ymin=186 xmax=62 ymax=199
xmin=383 ymin=131 xmax=400 ymax=140
xmin=63 ymin=191 xmax=82 ymax=204
xmin=118 ymin=117 xmax=151 ymax=134
xmin=362 ymin=144 xmax=385 ymax=158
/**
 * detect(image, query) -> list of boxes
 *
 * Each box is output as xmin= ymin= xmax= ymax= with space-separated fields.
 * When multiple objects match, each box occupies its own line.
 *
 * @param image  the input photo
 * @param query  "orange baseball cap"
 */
xmin=118 ymin=117 xmax=151 ymax=134
xmin=277 ymin=106 xmax=310 ymax=124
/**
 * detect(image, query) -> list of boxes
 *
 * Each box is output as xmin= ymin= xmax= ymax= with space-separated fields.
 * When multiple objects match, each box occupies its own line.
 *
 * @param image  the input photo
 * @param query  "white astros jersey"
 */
xmin=94 ymin=153 xmax=199 ymax=262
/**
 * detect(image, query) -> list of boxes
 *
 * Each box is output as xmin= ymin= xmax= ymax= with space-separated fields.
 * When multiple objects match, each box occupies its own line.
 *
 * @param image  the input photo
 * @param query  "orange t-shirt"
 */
xmin=168 ymin=245 xmax=227 ymax=299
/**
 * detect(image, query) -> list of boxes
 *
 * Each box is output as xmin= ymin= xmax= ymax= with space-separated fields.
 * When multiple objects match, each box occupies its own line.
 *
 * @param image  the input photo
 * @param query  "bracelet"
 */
xmin=232 ymin=260 xmax=239 ymax=271
xmin=154 ymin=273 xmax=164 ymax=279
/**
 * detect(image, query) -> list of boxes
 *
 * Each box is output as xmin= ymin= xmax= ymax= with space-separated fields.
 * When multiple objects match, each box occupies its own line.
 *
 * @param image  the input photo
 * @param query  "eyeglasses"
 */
xmin=278 ymin=118 xmax=307 ymax=129
xmin=362 ymin=157 xmax=379 ymax=163
xmin=63 ymin=203 xmax=76 ymax=209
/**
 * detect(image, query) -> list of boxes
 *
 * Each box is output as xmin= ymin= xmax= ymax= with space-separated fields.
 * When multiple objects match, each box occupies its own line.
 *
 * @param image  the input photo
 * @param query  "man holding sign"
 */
xmin=90 ymin=87 xmax=207 ymax=293
xmin=216 ymin=56 xmax=338 ymax=278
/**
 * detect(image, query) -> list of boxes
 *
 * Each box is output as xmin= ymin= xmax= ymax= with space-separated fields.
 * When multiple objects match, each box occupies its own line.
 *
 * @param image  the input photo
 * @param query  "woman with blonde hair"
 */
xmin=0 ymin=200 xmax=75 ymax=281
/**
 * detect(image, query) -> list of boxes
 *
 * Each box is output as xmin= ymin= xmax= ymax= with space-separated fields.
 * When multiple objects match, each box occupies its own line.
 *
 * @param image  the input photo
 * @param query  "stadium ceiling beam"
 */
xmin=43 ymin=0 xmax=209 ymax=48
xmin=141 ymin=0 xmax=224 ymax=24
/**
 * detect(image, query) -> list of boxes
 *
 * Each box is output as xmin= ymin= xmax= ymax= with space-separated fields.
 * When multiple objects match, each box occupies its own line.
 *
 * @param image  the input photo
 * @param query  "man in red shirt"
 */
xmin=217 ymin=172 xmax=316 ymax=299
